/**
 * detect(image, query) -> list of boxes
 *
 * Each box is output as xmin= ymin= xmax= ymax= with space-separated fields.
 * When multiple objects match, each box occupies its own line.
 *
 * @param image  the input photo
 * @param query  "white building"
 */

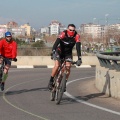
xmin=12 ymin=28 xmax=25 ymax=37
xmin=0 ymin=28 xmax=7 ymax=38
xmin=40 ymin=27 xmax=49 ymax=34
xmin=49 ymin=20 xmax=65 ymax=35
xmin=109 ymin=23 xmax=120 ymax=30
xmin=80 ymin=23 xmax=105 ymax=38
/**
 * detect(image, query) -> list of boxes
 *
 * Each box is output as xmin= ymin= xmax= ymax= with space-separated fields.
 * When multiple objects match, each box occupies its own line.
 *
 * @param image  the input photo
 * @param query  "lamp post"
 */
xmin=105 ymin=14 xmax=109 ymax=25
xmin=93 ymin=18 xmax=96 ymax=24
xmin=105 ymin=14 xmax=109 ymax=47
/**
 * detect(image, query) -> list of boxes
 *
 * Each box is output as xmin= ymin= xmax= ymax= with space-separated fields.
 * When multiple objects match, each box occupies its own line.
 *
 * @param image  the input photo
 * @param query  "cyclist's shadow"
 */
xmin=61 ymin=92 xmax=106 ymax=105
xmin=0 ymin=92 xmax=3 ymax=96
xmin=5 ymin=87 xmax=48 ymax=96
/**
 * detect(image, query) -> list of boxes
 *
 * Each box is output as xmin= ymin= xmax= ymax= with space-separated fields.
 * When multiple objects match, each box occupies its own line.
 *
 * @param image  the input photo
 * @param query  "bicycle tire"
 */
xmin=0 ymin=68 xmax=3 ymax=82
xmin=55 ymin=73 xmax=66 ymax=105
xmin=50 ymin=90 xmax=56 ymax=101
xmin=49 ymin=74 xmax=58 ymax=101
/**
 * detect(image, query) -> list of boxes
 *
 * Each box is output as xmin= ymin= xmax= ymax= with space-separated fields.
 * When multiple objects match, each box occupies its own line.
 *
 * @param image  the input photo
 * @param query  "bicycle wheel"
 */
xmin=50 ymin=90 xmax=56 ymax=101
xmin=0 ymin=68 xmax=3 ymax=83
xmin=50 ymin=75 xmax=58 ymax=101
xmin=55 ymin=73 xmax=66 ymax=105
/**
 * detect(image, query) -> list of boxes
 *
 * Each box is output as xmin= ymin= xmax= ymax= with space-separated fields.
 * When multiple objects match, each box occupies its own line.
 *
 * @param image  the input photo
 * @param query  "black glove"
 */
xmin=51 ymin=50 xmax=56 ymax=60
xmin=0 ymin=55 xmax=3 ymax=58
xmin=13 ymin=58 xmax=17 ymax=62
xmin=76 ymin=58 xmax=82 ymax=66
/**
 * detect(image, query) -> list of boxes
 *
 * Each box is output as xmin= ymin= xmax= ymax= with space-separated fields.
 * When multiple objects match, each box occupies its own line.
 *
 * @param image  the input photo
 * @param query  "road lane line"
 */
xmin=2 ymin=79 xmax=49 ymax=120
xmin=65 ymin=76 xmax=120 ymax=116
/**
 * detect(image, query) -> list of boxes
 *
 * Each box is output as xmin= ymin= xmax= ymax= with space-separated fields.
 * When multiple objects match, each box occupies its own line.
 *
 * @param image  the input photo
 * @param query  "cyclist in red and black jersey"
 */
xmin=48 ymin=24 xmax=82 ymax=90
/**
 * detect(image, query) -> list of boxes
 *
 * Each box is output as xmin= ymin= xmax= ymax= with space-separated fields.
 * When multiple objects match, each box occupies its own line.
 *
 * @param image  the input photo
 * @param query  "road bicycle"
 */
xmin=50 ymin=58 xmax=76 ymax=104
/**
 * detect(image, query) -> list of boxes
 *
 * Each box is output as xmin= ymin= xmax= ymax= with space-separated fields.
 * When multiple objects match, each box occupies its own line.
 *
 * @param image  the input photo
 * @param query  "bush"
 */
xmin=31 ymin=40 xmax=45 ymax=47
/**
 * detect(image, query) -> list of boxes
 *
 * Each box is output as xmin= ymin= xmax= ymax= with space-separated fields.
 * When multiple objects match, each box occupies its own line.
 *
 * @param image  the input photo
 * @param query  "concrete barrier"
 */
xmin=95 ymin=66 xmax=120 ymax=99
xmin=12 ymin=56 xmax=99 ymax=66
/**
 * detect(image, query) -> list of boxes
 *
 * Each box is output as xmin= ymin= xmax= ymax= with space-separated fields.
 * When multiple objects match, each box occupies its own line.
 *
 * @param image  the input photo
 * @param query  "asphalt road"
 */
xmin=0 ymin=68 xmax=120 ymax=120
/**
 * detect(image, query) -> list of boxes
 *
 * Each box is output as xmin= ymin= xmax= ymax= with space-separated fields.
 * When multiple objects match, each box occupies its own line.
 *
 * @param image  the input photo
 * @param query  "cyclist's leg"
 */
xmin=65 ymin=61 xmax=72 ymax=80
xmin=48 ymin=60 xmax=60 ymax=90
xmin=65 ymin=55 xmax=72 ymax=80
xmin=48 ymin=49 xmax=62 ymax=90
xmin=1 ymin=58 xmax=11 ymax=91
xmin=2 ymin=64 xmax=10 ymax=82
xmin=64 ymin=55 xmax=72 ymax=92
xmin=0 ymin=56 xmax=4 ymax=84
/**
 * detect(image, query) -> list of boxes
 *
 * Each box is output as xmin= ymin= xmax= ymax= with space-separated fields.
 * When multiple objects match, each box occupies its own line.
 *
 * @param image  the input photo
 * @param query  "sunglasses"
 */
xmin=69 ymin=29 xmax=75 ymax=31
xmin=6 ymin=36 xmax=12 ymax=38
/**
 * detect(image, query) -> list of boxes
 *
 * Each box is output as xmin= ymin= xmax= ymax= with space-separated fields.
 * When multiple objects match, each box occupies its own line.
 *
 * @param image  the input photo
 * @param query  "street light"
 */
xmin=93 ymin=18 xmax=96 ymax=24
xmin=105 ymin=14 xmax=109 ymax=47
xmin=105 ymin=14 xmax=109 ymax=25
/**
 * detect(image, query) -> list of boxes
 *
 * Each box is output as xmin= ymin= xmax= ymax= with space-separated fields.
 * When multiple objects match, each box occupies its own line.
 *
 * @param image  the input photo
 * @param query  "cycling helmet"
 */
xmin=5 ymin=31 xmax=12 ymax=37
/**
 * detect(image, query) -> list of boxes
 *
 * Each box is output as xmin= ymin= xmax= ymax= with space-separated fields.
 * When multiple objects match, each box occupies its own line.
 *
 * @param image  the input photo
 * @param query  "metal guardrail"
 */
xmin=96 ymin=52 xmax=120 ymax=71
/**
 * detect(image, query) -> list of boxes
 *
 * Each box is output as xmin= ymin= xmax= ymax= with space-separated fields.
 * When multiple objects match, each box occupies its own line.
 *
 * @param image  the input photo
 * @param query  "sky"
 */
xmin=0 ymin=0 xmax=120 ymax=30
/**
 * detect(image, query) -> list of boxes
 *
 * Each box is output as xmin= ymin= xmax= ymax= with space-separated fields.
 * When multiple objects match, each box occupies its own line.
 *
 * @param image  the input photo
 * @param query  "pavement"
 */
xmin=70 ymin=77 xmax=120 ymax=112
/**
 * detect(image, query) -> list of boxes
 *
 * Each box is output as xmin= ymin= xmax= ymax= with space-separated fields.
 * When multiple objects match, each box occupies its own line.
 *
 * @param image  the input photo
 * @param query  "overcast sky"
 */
xmin=0 ymin=0 xmax=120 ymax=29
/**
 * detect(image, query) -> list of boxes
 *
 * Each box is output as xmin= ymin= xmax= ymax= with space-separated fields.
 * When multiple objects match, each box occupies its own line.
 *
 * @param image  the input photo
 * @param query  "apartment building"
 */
xmin=40 ymin=27 xmax=49 ymax=34
xmin=40 ymin=20 xmax=66 ymax=36
xmin=20 ymin=23 xmax=31 ymax=36
xmin=49 ymin=20 xmax=66 ymax=35
xmin=80 ymin=23 xmax=105 ymax=38
xmin=109 ymin=24 xmax=120 ymax=30
xmin=7 ymin=21 xmax=18 ymax=28
xmin=0 ymin=21 xmax=27 ymax=38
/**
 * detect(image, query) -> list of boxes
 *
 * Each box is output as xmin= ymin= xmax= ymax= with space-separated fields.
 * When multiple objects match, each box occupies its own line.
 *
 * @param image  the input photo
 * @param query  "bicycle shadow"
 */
xmin=0 ymin=92 xmax=3 ymax=96
xmin=5 ymin=87 xmax=48 ymax=96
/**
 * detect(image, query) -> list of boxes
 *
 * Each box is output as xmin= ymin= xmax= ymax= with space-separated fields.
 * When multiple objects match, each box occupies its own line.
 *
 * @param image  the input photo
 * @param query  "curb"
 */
xmin=10 ymin=65 xmax=96 ymax=68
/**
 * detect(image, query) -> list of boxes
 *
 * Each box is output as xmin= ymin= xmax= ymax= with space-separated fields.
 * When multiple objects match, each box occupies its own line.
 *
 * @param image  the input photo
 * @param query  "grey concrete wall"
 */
xmin=12 ymin=56 xmax=99 ymax=66
xmin=96 ymin=66 xmax=120 ymax=99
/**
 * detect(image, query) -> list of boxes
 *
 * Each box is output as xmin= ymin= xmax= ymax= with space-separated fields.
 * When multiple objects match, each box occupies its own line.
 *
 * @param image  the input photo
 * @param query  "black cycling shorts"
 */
xmin=4 ymin=58 xmax=11 ymax=66
xmin=55 ymin=50 xmax=73 ymax=61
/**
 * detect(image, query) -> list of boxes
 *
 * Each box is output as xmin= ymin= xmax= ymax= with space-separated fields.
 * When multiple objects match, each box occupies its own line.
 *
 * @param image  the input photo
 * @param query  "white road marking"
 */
xmin=65 ymin=76 xmax=120 ymax=116
xmin=2 ymin=79 xmax=49 ymax=120
xmin=17 ymin=65 xmax=34 ymax=68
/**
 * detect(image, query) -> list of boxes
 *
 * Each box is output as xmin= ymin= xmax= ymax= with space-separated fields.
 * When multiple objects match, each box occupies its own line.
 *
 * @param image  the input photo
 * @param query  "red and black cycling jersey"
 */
xmin=52 ymin=30 xmax=81 ymax=58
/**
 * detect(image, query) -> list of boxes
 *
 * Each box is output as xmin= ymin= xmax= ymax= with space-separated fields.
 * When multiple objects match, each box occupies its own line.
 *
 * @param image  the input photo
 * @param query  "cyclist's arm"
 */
xmin=0 ymin=40 xmax=3 ymax=55
xmin=52 ymin=32 xmax=65 ymax=52
xmin=75 ymin=34 xmax=81 ymax=59
xmin=52 ymin=38 xmax=60 ymax=51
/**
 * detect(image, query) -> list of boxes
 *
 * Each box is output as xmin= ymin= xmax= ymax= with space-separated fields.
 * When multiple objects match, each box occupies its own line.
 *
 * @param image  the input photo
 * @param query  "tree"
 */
xmin=31 ymin=40 xmax=45 ymax=47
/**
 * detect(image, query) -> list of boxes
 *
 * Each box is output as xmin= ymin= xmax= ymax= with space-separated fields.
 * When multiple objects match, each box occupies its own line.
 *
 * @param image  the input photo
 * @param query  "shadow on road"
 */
xmin=60 ymin=92 xmax=110 ymax=105
xmin=5 ymin=87 xmax=48 ymax=96
xmin=0 ymin=92 xmax=3 ymax=97
xmin=75 ymin=92 xmax=108 ymax=101
xmin=56 ymin=92 xmax=107 ymax=105
xmin=60 ymin=97 xmax=78 ymax=105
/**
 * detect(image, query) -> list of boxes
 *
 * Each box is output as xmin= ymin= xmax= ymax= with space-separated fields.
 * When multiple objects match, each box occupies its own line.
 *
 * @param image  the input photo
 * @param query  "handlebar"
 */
xmin=64 ymin=59 xmax=77 ymax=65
xmin=0 ymin=56 xmax=17 ymax=62
xmin=8 ymin=58 xmax=17 ymax=62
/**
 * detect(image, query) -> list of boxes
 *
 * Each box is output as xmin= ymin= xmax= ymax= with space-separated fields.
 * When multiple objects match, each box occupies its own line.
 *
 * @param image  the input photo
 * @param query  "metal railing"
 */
xmin=96 ymin=52 xmax=120 ymax=71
